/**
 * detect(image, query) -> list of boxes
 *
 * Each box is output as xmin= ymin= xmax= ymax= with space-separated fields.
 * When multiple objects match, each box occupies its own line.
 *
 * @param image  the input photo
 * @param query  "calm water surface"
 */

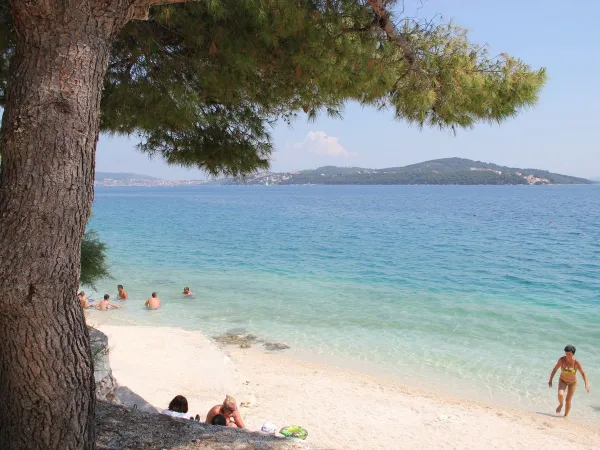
xmin=87 ymin=185 xmax=600 ymax=423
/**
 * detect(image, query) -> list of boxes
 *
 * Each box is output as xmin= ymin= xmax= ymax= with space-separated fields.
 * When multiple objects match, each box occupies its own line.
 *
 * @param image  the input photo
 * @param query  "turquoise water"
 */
xmin=87 ymin=185 xmax=600 ymax=422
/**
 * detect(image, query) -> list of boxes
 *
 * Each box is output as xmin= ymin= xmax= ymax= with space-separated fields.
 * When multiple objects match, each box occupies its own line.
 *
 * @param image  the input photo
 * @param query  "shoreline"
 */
xmin=94 ymin=324 xmax=600 ymax=449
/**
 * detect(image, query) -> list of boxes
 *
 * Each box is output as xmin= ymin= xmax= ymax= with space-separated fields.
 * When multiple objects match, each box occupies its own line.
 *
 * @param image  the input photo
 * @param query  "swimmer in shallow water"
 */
xmin=96 ymin=294 xmax=120 ymax=311
xmin=183 ymin=286 xmax=194 ymax=296
xmin=548 ymin=344 xmax=591 ymax=418
xmin=145 ymin=292 xmax=161 ymax=310
xmin=78 ymin=291 xmax=89 ymax=309
xmin=117 ymin=284 xmax=128 ymax=300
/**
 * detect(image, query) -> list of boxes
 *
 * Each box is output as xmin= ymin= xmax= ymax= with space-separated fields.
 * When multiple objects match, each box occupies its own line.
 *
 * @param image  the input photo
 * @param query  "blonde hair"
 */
xmin=224 ymin=394 xmax=236 ymax=407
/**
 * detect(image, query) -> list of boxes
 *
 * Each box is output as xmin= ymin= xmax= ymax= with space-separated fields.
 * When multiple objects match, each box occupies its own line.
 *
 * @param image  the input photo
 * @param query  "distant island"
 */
xmin=95 ymin=158 xmax=594 ymax=187
xmin=217 ymin=158 xmax=594 ymax=186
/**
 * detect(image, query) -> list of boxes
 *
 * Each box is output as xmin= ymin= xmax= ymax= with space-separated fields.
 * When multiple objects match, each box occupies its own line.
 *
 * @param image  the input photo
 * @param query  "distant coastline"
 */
xmin=95 ymin=157 xmax=595 ymax=187
xmin=94 ymin=178 xmax=209 ymax=187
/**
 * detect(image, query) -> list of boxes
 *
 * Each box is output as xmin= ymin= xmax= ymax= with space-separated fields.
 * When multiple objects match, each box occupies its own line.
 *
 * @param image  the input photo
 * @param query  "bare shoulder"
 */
xmin=206 ymin=404 xmax=219 ymax=419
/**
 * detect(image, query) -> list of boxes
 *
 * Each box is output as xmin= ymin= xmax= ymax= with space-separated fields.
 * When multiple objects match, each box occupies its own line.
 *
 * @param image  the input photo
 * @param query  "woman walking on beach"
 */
xmin=548 ymin=345 xmax=591 ymax=418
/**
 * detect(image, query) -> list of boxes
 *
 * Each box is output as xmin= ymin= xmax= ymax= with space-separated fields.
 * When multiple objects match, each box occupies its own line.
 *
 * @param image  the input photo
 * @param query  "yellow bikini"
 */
xmin=560 ymin=360 xmax=577 ymax=386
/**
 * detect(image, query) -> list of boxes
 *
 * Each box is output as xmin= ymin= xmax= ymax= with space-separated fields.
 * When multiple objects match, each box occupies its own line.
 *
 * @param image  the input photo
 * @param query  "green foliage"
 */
xmin=80 ymin=230 xmax=110 ymax=289
xmin=0 ymin=1 xmax=547 ymax=176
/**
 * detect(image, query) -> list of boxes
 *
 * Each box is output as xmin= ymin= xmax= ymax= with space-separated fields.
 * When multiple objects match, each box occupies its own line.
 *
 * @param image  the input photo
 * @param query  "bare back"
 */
xmin=146 ymin=297 xmax=161 ymax=309
xmin=96 ymin=300 xmax=115 ymax=311
xmin=205 ymin=405 xmax=223 ymax=425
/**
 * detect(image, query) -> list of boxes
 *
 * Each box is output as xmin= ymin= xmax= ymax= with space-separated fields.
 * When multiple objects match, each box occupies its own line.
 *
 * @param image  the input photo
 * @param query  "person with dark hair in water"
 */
xmin=161 ymin=395 xmax=189 ymax=419
xmin=96 ymin=294 xmax=120 ymax=311
xmin=78 ymin=291 xmax=89 ymax=309
xmin=548 ymin=345 xmax=591 ymax=418
xmin=145 ymin=292 xmax=161 ymax=310
xmin=117 ymin=284 xmax=128 ymax=300
xmin=211 ymin=414 xmax=227 ymax=426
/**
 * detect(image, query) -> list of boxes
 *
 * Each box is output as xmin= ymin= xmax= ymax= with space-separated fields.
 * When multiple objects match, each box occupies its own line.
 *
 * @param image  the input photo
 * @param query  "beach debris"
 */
xmin=280 ymin=425 xmax=308 ymax=440
xmin=434 ymin=414 xmax=452 ymax=423
xmin=263 ymin=342 xmax=290 ymax=351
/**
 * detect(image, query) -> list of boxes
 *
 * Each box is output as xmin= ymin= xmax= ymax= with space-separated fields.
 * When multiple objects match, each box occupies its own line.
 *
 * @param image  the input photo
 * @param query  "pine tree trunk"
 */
xmin=0 ymin=2 xmax=132 ymax=448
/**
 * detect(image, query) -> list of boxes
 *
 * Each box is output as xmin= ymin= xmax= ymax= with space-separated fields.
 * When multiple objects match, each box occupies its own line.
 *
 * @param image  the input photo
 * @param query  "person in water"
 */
xmin=117 ymin=284 xmax=128 ymax=300
xmin=183 ymin=286 xmax=193 ymax=296
xmin=96 ymin=294 xmax=120 ymax=311
xmin=78 ymin=291 xmax=89 ymax=309
xmin=205 ymin=395 xmax=245 ymax=428
xmin=548 ymin=345 xmax=591 ymax=418
xmin=145 ymin=292 xmax=161 ymax=310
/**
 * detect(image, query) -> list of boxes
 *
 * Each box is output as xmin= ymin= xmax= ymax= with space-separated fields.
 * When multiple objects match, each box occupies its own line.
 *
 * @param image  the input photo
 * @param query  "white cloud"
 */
xmin=293 ymin=131 xmax=356 ymax=158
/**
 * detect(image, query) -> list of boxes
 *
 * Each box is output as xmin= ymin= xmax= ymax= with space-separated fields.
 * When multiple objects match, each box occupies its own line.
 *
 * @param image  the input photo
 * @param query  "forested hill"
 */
xmin=219 ymin=158 xmax=593 ymax=186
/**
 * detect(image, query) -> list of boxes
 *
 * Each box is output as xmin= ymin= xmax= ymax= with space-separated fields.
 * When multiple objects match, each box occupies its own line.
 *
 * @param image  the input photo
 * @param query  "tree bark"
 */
xmin=0 ymin=2 xmax=134 ymax=448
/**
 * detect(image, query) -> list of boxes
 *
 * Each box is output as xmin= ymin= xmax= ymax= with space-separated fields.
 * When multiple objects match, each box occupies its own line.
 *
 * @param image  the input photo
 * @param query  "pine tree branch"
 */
xmin=365 ymin=0 xmax=415 ymax=65
xmin=341 ymin=26 xmax=372 ymax=33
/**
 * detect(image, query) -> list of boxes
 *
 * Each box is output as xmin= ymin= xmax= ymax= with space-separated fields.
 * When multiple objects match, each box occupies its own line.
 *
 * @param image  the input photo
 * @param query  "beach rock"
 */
xmin=96 ymin=401 xmax=310 ymax=449
xmin=89 ymin=327 xmax=119 ymax=404
xmin=214 ymin=333 xmax=261 ymax=348
xmin=263 ymin=342 xmax=290 ymax=351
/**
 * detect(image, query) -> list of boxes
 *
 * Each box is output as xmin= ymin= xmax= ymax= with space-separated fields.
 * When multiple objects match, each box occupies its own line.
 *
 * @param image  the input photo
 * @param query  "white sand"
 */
xmin=96 ymin=325 xmax=600 ymax=449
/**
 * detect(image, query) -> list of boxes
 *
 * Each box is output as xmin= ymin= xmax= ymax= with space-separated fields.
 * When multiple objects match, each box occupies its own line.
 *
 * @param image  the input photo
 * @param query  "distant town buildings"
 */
xmin=94 ymin=178 xmax=208 ymax=187
xmin=469 ymin=167 xmax=550 ymax=184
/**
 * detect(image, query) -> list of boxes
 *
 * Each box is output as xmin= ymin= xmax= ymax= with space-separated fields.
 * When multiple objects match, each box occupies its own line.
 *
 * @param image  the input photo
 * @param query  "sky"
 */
xmin=96 ymin=0 xmax=600 ymax=180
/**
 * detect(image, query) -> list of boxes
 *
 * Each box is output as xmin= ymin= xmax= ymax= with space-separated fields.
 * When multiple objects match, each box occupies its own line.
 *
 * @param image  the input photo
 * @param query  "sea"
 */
xmin=87 ymin=185 xmax=600 ymax=423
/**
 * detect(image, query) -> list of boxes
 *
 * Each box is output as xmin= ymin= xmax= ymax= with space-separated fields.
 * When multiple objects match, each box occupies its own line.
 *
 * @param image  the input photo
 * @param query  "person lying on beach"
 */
xmin=548 ymin=344 xmax=591 ymax=418
xmin=117 ymin=284 xmax=128 ymax=300
xmin=183 ymin=286 xmax=193 ymax=296
xmin=78 ymin=291 xmax=89 ymax=309
xmin=145 ymin=292 xmax=161 ymax=310
xmin=205 ymin=395 xmax=245 ymax=428
xmin=161 ymin=395 xmax=190 ymax=419
xmin=95 ymin=294 xmax=120 ymax=311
